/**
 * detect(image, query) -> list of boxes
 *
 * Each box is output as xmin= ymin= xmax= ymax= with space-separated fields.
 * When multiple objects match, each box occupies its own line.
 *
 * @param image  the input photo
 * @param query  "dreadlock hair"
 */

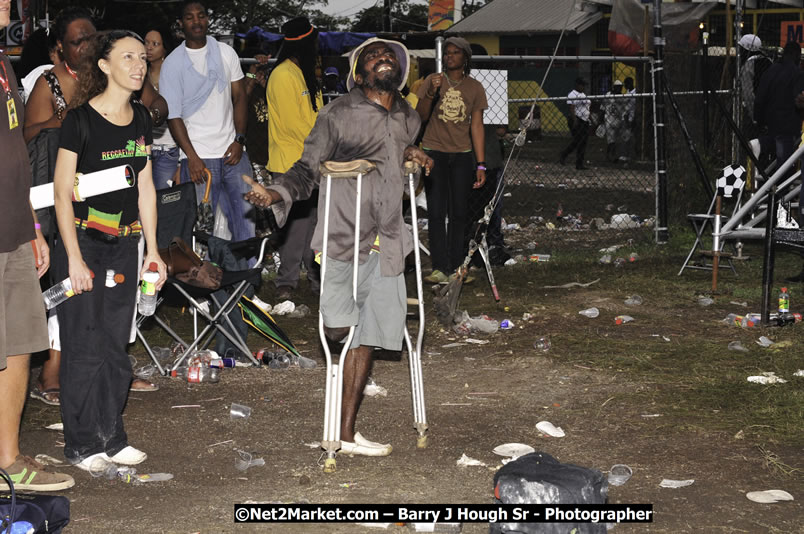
xmin=274 ymin=33 xmax=320 ymax=112
xmin=72 ymin=30 xmax=145 ymax=109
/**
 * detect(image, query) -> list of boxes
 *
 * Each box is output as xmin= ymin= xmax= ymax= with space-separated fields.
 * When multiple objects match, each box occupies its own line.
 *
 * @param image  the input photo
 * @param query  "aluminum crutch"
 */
xmin=402 ymin=161 xmax=429 ymax=448
xmin=318 ymin=159 xmax=376 ymax=474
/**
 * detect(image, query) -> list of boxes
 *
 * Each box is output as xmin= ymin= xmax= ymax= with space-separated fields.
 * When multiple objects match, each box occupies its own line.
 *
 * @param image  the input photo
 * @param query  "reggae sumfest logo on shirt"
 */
xmin=102 ymin=136 xmax=148 ymax=161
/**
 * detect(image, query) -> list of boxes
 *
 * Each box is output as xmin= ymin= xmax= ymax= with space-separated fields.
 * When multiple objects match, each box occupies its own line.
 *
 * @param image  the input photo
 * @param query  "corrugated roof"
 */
xmin=446 ymin=0 xmax=603 ymax=35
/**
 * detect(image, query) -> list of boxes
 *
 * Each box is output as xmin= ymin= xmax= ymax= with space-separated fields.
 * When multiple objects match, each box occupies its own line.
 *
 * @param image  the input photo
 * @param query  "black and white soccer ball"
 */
xmin=717 ymin=165 xmax=746 ymax=198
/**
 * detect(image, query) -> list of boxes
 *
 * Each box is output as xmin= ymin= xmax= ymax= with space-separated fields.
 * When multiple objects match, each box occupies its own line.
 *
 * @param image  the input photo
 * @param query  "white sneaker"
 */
xmin=109 ymin=445 xmax=147 ymax=465
xmin=74 ymin=452 xmax=113 ymax=472
xmin=339 ymin=432 xmax=392 ymax=457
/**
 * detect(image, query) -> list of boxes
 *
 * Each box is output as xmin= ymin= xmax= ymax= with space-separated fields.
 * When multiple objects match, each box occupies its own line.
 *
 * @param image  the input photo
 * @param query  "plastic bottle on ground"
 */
xmin=171 ymin=365 xmax=220 ymax=383
xmin=778 ymin=287 xmax=790 ymax=314
xmin=579 ymin=307 xmax=599 ymax=318
xmin=43 ymin=271 xmax=95 ymax=310
xmin=138 ymin=262 xmax=160 ymax=316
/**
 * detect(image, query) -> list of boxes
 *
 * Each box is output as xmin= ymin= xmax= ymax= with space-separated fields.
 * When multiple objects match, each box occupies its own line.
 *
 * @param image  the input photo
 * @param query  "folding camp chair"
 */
xmin=136 ymin=182 xmax=269 ymax=374
xmin=678 ymin=165 xmax=748 ymax=276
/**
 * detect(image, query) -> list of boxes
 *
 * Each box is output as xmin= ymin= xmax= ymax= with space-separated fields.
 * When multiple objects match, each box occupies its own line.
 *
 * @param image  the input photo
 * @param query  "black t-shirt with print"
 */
xmin=59 ymin=102 xmax=152 ymax=225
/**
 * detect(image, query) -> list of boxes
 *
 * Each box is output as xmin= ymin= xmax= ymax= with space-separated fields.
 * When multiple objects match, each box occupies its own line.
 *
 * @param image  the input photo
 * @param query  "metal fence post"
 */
xmin=653 ymin=0 xmax=669 ymax=244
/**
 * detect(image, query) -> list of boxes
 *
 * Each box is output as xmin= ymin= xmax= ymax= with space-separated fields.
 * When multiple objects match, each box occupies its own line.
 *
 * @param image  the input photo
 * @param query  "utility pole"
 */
xmin=653 ymin=0 xmax=668 ymax=244
xmin=383 ymin=0 xmax=392 ymax=32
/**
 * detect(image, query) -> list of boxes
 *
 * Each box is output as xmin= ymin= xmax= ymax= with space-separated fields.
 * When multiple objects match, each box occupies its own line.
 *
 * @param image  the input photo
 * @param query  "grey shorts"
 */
xmin=0 ymin=243 xmax=49 ymax=369
xmin=320 ymin=252 xmax=406 ymax=351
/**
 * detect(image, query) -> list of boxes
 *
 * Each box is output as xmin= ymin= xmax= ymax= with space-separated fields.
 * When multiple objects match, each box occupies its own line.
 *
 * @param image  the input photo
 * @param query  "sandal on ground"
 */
xmin=339 ymin=432 xmax=392 ymax=457
xmin=130 ymin=378 xmax=159 ymax=392
xmin=29 ymin=386 xmax=60 ymax=406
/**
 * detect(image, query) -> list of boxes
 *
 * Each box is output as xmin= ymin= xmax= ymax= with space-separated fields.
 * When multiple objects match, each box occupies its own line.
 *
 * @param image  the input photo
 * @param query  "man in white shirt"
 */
xmin=160 ymin=0 xmax=255 ymax=242
xmin=559 ymin=77 xmax=591 ymax=170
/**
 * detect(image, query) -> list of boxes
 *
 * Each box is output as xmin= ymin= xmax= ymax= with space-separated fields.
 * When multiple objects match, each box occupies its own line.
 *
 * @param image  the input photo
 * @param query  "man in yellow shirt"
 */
xmin=266 ymin=17 xmax=323 ymax=300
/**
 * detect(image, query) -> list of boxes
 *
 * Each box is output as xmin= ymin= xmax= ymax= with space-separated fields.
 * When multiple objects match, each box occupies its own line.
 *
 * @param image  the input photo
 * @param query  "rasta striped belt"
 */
xmin=74 ymin=218 xmax=142 ymax=237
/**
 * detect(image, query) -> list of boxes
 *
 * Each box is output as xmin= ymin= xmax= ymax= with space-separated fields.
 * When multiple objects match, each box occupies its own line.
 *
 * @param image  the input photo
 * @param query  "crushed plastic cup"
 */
xmin=579 ymin=307 xmax=599 ymax=318
xmin=698 ymin=296 xmax=714 ymax=306
xmin=267 ymin=353 xmax=291 ymax=369
xmin=624 ymin=295 xmax=643 ymax=306
xmin=230 ymin=403 xmax=252 ymax=420
xmin=292 ymin=354 xmax=318 ymax=369
xmin=533 ymin=337 xmax=551 ymax=352
xmin=608 ymin=464 xmax=633 ymax=486
xmin=728 ymin=341 xmax=750 ymax=353
xmin=234 ymin=449 xmax=265 ymax=471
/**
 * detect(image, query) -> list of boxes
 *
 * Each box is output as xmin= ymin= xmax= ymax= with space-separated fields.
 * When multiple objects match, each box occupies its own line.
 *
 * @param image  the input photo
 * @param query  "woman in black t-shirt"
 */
xmin=52 ymin=30 xmax=166 ymax=472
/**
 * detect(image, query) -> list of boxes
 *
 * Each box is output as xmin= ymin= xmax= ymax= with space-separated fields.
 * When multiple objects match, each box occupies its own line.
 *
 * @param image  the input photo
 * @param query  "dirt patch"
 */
xmin=21 ymin=249 xmax=803 ymax=533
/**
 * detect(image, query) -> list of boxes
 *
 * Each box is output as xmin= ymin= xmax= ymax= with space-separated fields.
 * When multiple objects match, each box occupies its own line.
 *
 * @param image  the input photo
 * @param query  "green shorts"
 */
xmin=320 ymin=252 xmax=406 ymax=351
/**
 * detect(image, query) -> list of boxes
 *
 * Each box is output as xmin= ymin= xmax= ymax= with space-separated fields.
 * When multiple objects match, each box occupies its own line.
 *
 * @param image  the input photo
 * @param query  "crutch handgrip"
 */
xmin=319 ymin=160 xmax=376 ymax=178
xmin=403 ymin=161 xmax=421 ymax=174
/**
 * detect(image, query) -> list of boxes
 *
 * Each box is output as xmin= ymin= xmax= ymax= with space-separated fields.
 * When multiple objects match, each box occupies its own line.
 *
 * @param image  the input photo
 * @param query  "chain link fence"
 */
xmin=465 ymin=57 xmax=658 ymax=255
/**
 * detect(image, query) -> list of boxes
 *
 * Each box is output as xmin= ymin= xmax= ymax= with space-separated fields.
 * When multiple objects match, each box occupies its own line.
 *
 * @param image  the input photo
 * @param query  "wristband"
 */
xmin=477 ymin=165 xmax=486 ymax=171
xmin=34 ymin=223 xmax=41 ymax=230
xmin=476 ymin=161 xmax=486 ymax=166
xmin=245 ymin=72 xmax=256 ymax=79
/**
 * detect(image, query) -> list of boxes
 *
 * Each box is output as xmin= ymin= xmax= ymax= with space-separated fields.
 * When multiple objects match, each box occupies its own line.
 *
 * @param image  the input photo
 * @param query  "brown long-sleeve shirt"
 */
xmin=268 ymin=87 xmax=421 ymax=277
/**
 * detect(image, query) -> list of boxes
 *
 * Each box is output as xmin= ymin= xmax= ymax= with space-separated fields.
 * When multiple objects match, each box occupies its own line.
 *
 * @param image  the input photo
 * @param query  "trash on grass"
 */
xmin=608 ymin=464 xmax=633 ymax=487
xmin=624 ymin=295 xmax=643 ymax=306
xmin=34 ymin=454 xmax=64 ymax=466
xmin=543 ymin=278 xmax=600 ymax=289
xmin=363 ymin=377 xmax=388 ymax=397
xmin=453 ymin=311 xmax=499 ymax=335
xmin=492 ymin=443 xmax=535 ymax=460
xmin=728 ymin=341 xmax=750 ymax=353
xmin=615 ymin=315 xmax=634 ymax=325
xmin=456 ymin=453 xmax=487 ymax=467
xmin=697 ymin=296 xmax=714 ymax=306
xmin=288 ymin=303 xmax=311 ymax=318
xmin=230 ymin=403 xmax=252 ymax=420
xmin=536 ymin=421 xmax=565 ymax=437
xmin=660 ymin=479 xmax=694 ymax=488
xmin=500 ymin=319 xmax=514 ymax=330
xmin=271 ymin=300 xmax=295 ymax=315
xmin=292 ymin=354 xmax=318 ymax=369
xmin=45 ymin=423 xmax=64 ymax=431
xmin=745 ymin=490 xmax=794 ymax=503
xmin=533 ymin=337 xmax=551 ymax=352
xmin=794 ymin=370 xmax=804 ymax=377
xmin=579 ymin=307 xmax=599 ymax=318
xmin=757 ymin=336 xmax=774 ymax=347
xmin=235 ymin=449 xmax=265 ymax=471
xmin=747 ymin=372 xmax=787 ymax=384
xmin=730 ymin=301 xmax=748 ymax=308
xmin=465 ymin=338 xmax=490 ymax=345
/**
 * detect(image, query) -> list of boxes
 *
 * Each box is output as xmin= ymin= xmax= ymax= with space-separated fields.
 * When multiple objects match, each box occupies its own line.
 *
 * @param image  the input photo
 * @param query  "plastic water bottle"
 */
xmin=778 ymin=287 xmax=790 ymax=314
xmin=43 ymin=271 xmax=95 ymax=310
xmin=138 ymin=262 xmax=160 ymax=316
xmin=105 ymin=269 xmax=125 ymax=288
xmin=170 ymin=365 xmax=220 ymax=383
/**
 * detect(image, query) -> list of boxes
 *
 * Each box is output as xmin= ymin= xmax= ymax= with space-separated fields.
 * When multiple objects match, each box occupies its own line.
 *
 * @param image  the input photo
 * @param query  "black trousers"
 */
xmin=423 ymin=150 xmax=474 ymax=272
xmin=561 ymin=118 xmax=589 ymax=167
xmin=54 ymin=230 xmax=139 ymax=463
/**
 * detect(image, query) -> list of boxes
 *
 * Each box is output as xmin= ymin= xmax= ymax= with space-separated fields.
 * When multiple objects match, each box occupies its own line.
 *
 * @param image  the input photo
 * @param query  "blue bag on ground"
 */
xmin=490 ymin=451 xmax=607 ymax=534
xmin=0 ymin=491 xmax=70 ymax=534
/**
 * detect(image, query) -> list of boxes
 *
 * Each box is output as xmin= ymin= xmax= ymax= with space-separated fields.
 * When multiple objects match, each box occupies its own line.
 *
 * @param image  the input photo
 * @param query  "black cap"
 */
xmin=281 ymin=17 xmax=316 ymax=41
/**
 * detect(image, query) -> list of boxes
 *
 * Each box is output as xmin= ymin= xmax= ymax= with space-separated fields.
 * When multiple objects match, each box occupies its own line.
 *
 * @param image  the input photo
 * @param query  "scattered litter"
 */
xmin=734 ymin=430 xmax=745 ymax=440
xmin=533 ymin=337 xmax=551 ymax=352
xmin=660 ymin=479 xmax=694 ymax=488
xmin=543 ymin=278 xmax=600 ymax=289
xmin=133 ymin=363 xmax=157 ymax=379
xmin=728 ymin=341 xmax=750 ymax=353
xmin=747 ymin=372 xmax=787 ymax=384
xmin=697 ymin=296 xmax=714 ymax=306
xmin=529 ymin=254 xmax=551 ymax=262
xmin=441 ymin=342 xmax=466 ymax=348
xmin=757 ymin=336 xmax=774 ymax=348
xmin=662 ymin=336 xmax=670 ymax=342
xmin=125 ymin=472 xmax=174 ymax=484
xmin=45 ymin=423 xmax=63 ymax=431
xmin=768 ymin=340 xmax=794 ymax=351
xmin=356 ymin=523 xmax=393 ymax=529
xmin=287 ymin=304 xmax=311 ymax=318
xmin=608 ymin=464 xmax=633 ymax=487
xmin=624 ymin=295 xmax=643 ymax=306
xmin=641 ymin=414 xmax=663 ymax=418
xmin=794 ymin=370 xmax=804 ymax=377
xmin=441 ymin=403 xmax=472 ymax=406
xmin=207 ymin=439 xmax=234 ymax=449
xmin=500 ymin=319 xmax=514 ymax=330
xmin=599 ymin=244 xmax=624 ymax=253
xmin=453 ymin=311 xmax=499 ymax=335
xmin=746 ymin=490 xmax=794 ymax=503
xmin=230 ymin=403 xmax=252 ymax=420
xmin=34 ymin=454 xmax=63 ymax=466
xmin=599 ymin=254 xmax=612 ymax=264
xmin=271 ymin=300 xmax=295 ymax=315
xmin=522 ymin=312 xmax=534 ymax=321
xmin=615 ymin=315 xmax=634 ymax=325
xmin=730 ymin=301 xmax=748 ymax=308
xmin=536 ymin=421 xmax=565 ymax=437
xmin=171 ymin=404 xmax=202 ymax=409
xmin=465 ymin=338 xmax=490 ymax=345
xmin=234 ymin=449 xmax=265 ymax=471
xmin=492 ymin=443 xmax=535 ymax=460
xmin=456 ymin=453 xmax=487 ymax=467
xmin=292 ymin=354 xmax=318 ymax=369
xmin=305 ymin=442 xmax=321 ymax=449
xmin=363 ymin=378 xmax=388 ymax=397
xmin=579 ymin=307 xmax=599 ymax=318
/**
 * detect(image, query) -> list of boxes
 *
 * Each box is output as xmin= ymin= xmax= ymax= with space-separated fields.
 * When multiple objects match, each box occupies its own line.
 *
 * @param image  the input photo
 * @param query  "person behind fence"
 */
xmin=559 ymin=77 xmax=591 ymax=170
xmin=265 ymin=17 xmax=323 ymax=301
xmin=414 ymin=36 xmax=487 ymax=285
xmin=622 ymin=77 xmax=636 ymax=161
xmin=0 ymin=2 xmax=75 ymax=491
xmin=244 ymin=38 xmax=433 ymax=456
xmin=51 ymin=30 xmax=167 ymax=472
xmin=160 ymin=0 xmax=255 ymax=242
xmin=603 ymin=79 xmax=628 ymax=163
xmin=738 ymin=34 xmax=771 ymax=141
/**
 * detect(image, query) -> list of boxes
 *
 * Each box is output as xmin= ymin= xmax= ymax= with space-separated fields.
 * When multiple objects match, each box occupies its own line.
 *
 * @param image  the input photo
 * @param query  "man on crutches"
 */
xmin=246 ymin=38 xmax=433 ymax=459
